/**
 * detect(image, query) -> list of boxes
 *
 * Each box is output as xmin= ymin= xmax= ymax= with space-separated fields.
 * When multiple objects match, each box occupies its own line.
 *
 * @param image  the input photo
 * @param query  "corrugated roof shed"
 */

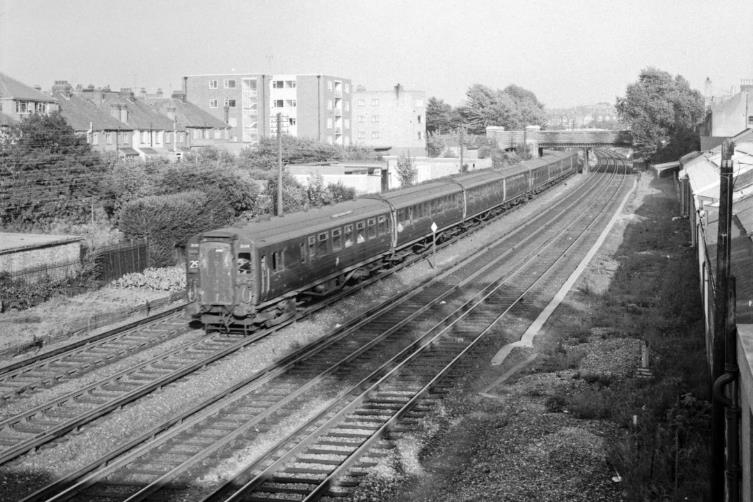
xmin=0 ymin=73 xmax=56 ymax=102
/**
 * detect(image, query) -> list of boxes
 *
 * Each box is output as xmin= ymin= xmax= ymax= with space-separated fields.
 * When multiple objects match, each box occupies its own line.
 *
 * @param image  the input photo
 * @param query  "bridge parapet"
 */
xmin=486 ymin=127 xmax=632 ymax=148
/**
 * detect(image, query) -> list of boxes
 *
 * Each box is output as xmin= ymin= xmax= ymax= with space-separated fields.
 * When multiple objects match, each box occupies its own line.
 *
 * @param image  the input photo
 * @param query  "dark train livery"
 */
xmin=186 ymin=151 xmax=578 ymax=331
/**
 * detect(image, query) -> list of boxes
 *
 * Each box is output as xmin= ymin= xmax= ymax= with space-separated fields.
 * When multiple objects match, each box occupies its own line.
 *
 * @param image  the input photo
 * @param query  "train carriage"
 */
xmin=452 ymin=170 xmax=507 ymax=220
xmin=187 ymin=198 xmax=392 ymax=329
xmin=371 ymin=181 xmax=464 ymax=250
xmin=187 ymin=150 xmax=580 ymax=331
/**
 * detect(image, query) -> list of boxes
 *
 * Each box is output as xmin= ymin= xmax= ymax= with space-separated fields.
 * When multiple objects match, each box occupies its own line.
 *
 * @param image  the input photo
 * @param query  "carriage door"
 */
xmin=260 ymin=255 xmax=271 ymax=297
xmin=199 ymin=241 xmax=234 ymax=305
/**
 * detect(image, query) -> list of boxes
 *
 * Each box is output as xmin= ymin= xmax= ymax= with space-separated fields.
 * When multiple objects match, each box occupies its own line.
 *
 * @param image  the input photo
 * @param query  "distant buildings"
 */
xmin=0 ymin=72 xmax=58 ymax=125
xmin=2 ymin=71 xmax=429 ymax=161
xmin=182 ymin=73 xmax=353 ymax=145
xmin=545 ymin=103 xmax=620 ymax=130
xmin=699 ymin=79 xmax=753 ymax=150
xmin=351 ymin=84 xmax=426 ymax=157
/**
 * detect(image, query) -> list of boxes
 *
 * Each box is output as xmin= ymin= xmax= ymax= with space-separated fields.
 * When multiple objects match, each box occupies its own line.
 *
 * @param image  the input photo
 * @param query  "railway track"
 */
xmin=0 ymin=305 xmax=187 ymax=402
xmin=19 ymin=158 xmax=630 ymax=501
xmin=0 ymin=162 xmax=579 ymax=473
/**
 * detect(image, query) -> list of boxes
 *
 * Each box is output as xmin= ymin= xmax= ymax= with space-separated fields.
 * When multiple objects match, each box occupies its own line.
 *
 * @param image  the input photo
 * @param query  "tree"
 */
xmin=396 ymin=153 xmax=417 ymax=187
xmin=616 ymin=67 xmax=704 ymax=162
xmin=0 ymin=112 xmax=107 ymax=226
xmin=461 ymin=83 xmax=546 ymax=134
xmin=426 ymin=97 xmax=454 ymax=135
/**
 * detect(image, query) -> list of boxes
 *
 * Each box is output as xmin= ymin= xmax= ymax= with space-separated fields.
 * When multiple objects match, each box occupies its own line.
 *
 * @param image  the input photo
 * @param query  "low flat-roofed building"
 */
xmin=288 ymin=162 xmax=385 ymax=195
xmin=0 ymin=232 xmax=82 ymax=283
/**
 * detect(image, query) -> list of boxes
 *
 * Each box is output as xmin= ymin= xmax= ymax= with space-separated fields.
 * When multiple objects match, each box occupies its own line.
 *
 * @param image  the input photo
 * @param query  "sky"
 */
xmin=1 ymin=0 xmax=752 ymax=109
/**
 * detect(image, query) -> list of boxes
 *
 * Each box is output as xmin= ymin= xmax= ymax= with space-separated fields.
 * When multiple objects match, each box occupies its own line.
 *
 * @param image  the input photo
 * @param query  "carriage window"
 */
xmin=344 ymin=224 xmax=354 ymax=247
xmin=397 ymin=209 xmax=405 ymax=223
xmin=238 ymin=252 xmax=251 ymax=274
xmin=299 ymin=242 xmax=306 ymax=263
xmin=378 ymin=215 xmax=387 ymax=235
xmin=356 ymin=221 xmax=366 ymax=244
xmin=408 ymin=207 xmax=413 ymax=224
xmin=317 ymin=232 xmax=328 ymax=255
xmin=332 ymin=228 xmax=342 ymax=250
xmin=367 ymin=218 xmax=377 ymax=239
xmin=308 ymin=235 xmax=316 ymax=259
xmin=270 ymin=250 xmax=283 ymax=271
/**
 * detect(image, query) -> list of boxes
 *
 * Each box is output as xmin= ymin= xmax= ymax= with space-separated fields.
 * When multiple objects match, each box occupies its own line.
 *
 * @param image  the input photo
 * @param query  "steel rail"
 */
xmin=26 ymin=167 xmax=609 ymax=502
xmin=210 ymin=161 xmax=630 ymax=501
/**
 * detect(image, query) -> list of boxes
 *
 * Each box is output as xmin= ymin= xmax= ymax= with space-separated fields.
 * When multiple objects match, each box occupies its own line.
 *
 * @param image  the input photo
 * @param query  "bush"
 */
xmin=111 ymin=266 xmax=185 ymax=292
xmin=118 ymin=191 xmax=228 ymax=267
xmin=155 ymin=164 xmax=259 ymax=218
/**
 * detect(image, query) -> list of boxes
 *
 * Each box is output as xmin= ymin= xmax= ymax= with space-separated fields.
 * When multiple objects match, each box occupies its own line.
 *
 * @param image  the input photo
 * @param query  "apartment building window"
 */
xmin=119 ymin=132 xmax=128 ymax=142
xmin=209 ymin=80 xmax=218 ymax=89
xmin=371 ymin=98 xmax=379 ymax=106
xmin=356 ymin=99 xmax=365 ymax=107
xmin=178 ymin=132 xmax=185 ymax=143
xmin=166 ymin=132 xmax=172 ymax=143
xmin=106 ymin=132 xmax=113 ymax=145
xmin=272 ymin=80 xmax=284 ymax=88
xmin=417 ymin=131 xmax=422 ymax=140
xmin=285 ymin=80 xmax=296 ymax=88
xmin=327 ymin=118 xmax=333 ymax=129
xmin=156 ymin=132 xmax=163 ymax=145
xmin=345 ymin=102 xmax=350 ymax=112
xmin=327 ymin=100 xmax=333 ymax=110
xmin=371 ymin=131 xmax=379 ymax=139
xmin=224 ymin=98 xmax=236 ymax=108
xmin=209 ymin=99 xmax=218 ymax=108
xmin=285 ymin=99 xmax=296 ymax=107
xmin=327 ymin=80 xmax=333 ymax=91
xmin=35 ymin=102 xmax=47 ymax=113
xmin=414 ymin=99 xmax=423 ymax=107
xmin=357 ymin=115 xmax=365 ymax=123
xmin=193 ymin=129 xmax=201 ymax=139
xmin=224 ymin=79 xmax=236 ymax=88
xmin=141 ymin=131 xmax=148 ymax=144
xmin=274 ymin=99 xmax=284 ymax=108
xmin=417 ymin=115 xmax=421 ymax=123
xmin=214 ymin=129 xmax=221 ymax=139
xmin=92 ymin=132 xmax=99 ymax=145
xmin=371 ymin=115 xmax=379 ymax=123
xmin=357 ymin=131 xmax=366 ymax=140
xmin=345 ymin=83 xmax=350 ymax=93
xmin=344 ymin=119 xmax=350 ymax=128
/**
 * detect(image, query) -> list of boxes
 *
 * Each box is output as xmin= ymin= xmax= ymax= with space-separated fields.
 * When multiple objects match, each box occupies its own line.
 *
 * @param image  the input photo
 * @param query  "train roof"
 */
xmin=201 ymin=197 xmax=389 ymax=246
xmin=451 ymin=169 xmax=506 ymax=189
xmin=369 ymin=179 xmax=462 ymax=208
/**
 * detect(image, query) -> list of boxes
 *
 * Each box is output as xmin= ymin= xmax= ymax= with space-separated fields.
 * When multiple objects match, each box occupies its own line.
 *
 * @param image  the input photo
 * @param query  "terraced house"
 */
xmin=51 ymin=81 xmax=136 ymax=158
xmin=0 ymin=72 xmax=58 ymax=126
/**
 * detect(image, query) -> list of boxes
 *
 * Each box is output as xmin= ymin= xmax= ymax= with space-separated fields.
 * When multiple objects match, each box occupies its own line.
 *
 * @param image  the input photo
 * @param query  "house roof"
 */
xmin=0 ymin=73 xmax=56 ymax=102
xmin=53 ymin=91 xmax=133 ymax=132
xmin=86 ymin=91 xmax=174 ymax=130
xmin=146 ymin=98 xmax=228 ymax=129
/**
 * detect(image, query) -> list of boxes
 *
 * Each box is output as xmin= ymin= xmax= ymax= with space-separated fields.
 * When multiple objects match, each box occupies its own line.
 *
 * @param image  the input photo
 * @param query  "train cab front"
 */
xmin=185 ymin=231 xmax=257 ymax=331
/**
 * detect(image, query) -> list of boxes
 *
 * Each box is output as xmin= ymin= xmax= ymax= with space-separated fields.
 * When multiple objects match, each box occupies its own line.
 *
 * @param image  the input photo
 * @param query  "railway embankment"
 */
xmin=346 ymin=170 xmax=710 ymax=501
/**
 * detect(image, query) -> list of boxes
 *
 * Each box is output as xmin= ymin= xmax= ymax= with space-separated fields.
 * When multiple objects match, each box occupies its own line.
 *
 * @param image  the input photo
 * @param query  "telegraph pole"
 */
xmin=459 ymin=125 xmax=465 ymax=172
xmin=711 ymin=138 xmax=734 ymax=502
xmin=277 ymin=112 xmax=283 ymax=217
